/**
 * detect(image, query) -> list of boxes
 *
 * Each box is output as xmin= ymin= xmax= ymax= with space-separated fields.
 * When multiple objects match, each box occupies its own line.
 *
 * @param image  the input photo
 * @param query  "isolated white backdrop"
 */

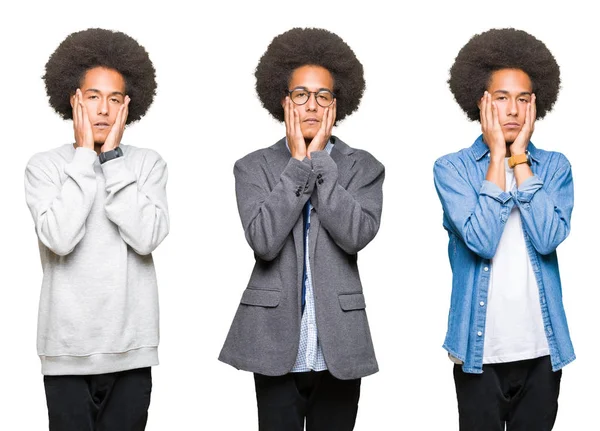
xmin=1 ymin=1 xmax=597 ymax=429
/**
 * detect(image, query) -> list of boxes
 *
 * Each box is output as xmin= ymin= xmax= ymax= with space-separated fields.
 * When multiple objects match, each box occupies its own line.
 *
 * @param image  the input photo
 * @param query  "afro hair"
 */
xmin=43 ymin=28 xmax=156 ymax=124
xmin=255 ymin=27 xmax=365 ymax=124
xmin=449 ymin=28 xmax=560 ymax=122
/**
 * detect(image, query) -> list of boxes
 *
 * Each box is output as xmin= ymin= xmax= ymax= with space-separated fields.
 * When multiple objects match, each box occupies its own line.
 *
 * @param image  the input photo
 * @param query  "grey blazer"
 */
xmin=219 ymin=136 xmax=384 ymax=380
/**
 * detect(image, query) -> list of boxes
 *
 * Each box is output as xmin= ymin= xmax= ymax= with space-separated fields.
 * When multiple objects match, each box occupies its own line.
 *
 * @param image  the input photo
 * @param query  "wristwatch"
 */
xmin=508 ymin=153 xmax=530 ymax=168
xmin=99 ymin=147 xmax=123 ymax=164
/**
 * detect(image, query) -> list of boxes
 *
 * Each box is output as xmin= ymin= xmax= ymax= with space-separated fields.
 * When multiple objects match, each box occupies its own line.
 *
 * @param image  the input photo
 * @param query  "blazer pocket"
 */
xmin=338 ymin=293 xmax=366 ymax=311
xmin=240 ymin=288 xmax=281 ymax=308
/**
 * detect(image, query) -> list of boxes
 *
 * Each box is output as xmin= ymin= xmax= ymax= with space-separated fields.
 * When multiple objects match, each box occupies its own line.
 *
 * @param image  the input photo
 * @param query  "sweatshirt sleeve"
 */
xmin=101 ymin=149 xmax=169 ymax=255
xmin=24 ymin=147 xmax=98 ymax=256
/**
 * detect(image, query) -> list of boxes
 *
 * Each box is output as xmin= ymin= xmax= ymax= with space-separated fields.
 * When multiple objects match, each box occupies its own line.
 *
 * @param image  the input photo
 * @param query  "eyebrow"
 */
xmin=84 ymin=89 xmax=126 ymax=97
xmin=290 ymin=86 xmax=333 ymax=92
xmin=492 ymin=90 xmax=532 ymax=96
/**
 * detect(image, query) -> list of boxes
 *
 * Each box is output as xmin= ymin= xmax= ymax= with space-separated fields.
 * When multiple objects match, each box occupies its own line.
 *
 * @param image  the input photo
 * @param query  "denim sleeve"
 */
xmin=513 ymin=157 xmax=573 ymax=255
xmin=434 ymin=157 xmax=513 ymax=259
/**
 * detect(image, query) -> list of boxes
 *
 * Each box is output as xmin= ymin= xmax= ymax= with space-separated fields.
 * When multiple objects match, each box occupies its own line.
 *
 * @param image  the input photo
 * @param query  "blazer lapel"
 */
xmin=264 ymin=138 xmax=291 ymax=185
xmin=330 ymin=137 xmax=355 ymax=188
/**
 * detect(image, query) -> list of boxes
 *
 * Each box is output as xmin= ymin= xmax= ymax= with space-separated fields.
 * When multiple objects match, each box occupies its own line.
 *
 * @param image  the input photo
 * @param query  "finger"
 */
xmin=327 ymin=100 xmax=336 ymax=132
xmin=284 ymin=97 xmax=291 ymax=136
xmin=530 ymin=93 xmax=537 ymax=129
xmin=120 ymin=97 xmax=130 ymax=130
xmin=480 ymin=92 xmax=488 ymax=129
xmin=293 ymin=106 xmax=302 ymax=136
xmin=319 ymin=107 xmax=329 ymax=136
xmin=491 ymin=100 xmax=500 ymax=128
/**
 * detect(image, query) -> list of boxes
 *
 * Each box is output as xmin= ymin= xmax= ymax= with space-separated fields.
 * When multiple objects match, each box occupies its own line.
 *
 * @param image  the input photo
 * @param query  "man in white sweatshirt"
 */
xmin=24 ymin=28 xmax=169 ymax=431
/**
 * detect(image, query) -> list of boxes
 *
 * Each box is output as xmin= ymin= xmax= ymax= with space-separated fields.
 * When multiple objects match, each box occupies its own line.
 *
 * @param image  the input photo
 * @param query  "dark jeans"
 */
xmin=254 ymin=370 xmax=361 ymax=431
xmin=44 ymin=367 xmax=152 ymax=431
xmin=454 ymin=355 xmax=561 ymax=431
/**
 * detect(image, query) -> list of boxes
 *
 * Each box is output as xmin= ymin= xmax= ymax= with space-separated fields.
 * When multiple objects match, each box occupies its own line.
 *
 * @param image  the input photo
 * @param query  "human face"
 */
xmin=285 ymin=65 xmax=334 ymax=143
xmin=485 ymin=68 xmax=533 ymax=144
xmin=71 ymin=67 xmax=126 ymax=145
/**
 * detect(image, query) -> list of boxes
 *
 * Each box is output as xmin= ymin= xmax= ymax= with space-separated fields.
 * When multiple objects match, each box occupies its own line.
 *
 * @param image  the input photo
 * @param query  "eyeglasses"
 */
xmin=288 ymin=87 xmax=336 ymax=107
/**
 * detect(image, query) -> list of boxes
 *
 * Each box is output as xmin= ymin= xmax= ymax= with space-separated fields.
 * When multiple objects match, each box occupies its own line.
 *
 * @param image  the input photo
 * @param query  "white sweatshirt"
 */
xmin=24 ymin=144 xmax=169 ymax=375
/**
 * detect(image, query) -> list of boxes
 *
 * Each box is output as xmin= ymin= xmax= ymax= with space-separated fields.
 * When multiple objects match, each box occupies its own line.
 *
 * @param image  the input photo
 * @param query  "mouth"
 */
xmin=503 ymin=122 xmax=521 ymax=129
xmin=93 ymin=122 xmax=111 ymax=130
xmin=303 ymin=118 xmax=320 ymax=126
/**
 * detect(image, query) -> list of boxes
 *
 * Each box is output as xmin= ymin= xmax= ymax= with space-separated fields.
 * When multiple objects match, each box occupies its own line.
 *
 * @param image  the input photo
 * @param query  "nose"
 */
xmin=507 ymin=98 xmax=518 ymax=116
xmin=305 ymin=92 xmax=318 ymax=111
xmin=98 ymin=97 xmax=109 ymax=116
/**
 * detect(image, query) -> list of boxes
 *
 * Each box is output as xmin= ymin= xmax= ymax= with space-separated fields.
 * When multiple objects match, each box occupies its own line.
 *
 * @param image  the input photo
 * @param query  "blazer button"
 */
xmin=318 ymin=178 xmax=324 ymax=185
xmin=295 ymin=190 xmax=300 ymax=197
xmin=317 ymin=173 xmax=323 ymax=179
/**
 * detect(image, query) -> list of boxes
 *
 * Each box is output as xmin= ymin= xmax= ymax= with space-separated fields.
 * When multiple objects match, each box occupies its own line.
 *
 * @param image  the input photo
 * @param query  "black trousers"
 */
xmin=254 ymin=370 xmax=361 ymax=431
xmin=453 ymin=355 xmax=561 ymax=431
xmin=44 ymin=367 xmax=152 ymax=431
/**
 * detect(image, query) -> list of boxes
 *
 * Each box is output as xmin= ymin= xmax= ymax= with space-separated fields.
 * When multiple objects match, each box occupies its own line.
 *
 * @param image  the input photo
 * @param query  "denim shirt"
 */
xmin=433 ymin=135 xmax=575 ymax=374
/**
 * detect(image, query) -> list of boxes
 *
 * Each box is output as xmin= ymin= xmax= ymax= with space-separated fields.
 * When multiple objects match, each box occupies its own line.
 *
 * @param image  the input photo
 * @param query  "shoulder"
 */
xmin=333 ymin=137 xmax=384 ymax=171
xmin=528 ymin=144 xmax=571 ymax=171
xmin=235 ymin=138 xmax=287 ymax=169
xmin=121 ymin=144 xmax=166 ymax=165
xmin=26 ymin=144 xmax=73 ymax=168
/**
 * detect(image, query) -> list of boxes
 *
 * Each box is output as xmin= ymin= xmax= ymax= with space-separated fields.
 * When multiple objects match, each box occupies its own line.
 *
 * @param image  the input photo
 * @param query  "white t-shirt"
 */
xmin=482 ymin=158 xmax=549 ymax=364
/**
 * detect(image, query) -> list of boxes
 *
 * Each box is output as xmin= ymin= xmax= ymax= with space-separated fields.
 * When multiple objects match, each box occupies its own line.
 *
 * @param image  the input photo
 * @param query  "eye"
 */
xmin=110 ymin=98 xmax=121 ymax=103
xmin=317 ymin=92 xmax=332 ymax=101
xmin=518 ymin=98 xmax=529 ymax=103
xmin=87 ymin=95 xmax=99 ymax=100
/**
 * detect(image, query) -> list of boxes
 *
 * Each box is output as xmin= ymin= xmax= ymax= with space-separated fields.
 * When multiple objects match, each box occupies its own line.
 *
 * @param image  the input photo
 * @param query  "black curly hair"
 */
xmin=449 ymin=28 xmax=560 ymax=122
xmin=255 ymin=27 xmax=365 ymax=124
xmin=43 ymin=28 xmax=156 ymax=124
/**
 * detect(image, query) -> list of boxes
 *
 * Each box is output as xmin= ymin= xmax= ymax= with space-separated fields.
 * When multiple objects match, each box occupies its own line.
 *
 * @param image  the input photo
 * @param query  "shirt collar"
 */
xmin=471 ymin=134 xmax=540 ymax=163
xmin=285 ymin=138 xmax=334 ymax=155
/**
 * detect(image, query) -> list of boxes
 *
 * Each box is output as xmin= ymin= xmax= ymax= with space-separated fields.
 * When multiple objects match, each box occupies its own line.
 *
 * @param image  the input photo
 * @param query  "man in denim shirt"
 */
xmin=434 ymin=28 xmax=575 ymax=430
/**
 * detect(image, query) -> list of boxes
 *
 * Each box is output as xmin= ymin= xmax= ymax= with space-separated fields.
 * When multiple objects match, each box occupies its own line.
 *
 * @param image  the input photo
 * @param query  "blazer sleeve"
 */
xmin=235 ymin=154 xmax=316 ymax=261
xmin=310 ymin=150 xmax=384 ymax=254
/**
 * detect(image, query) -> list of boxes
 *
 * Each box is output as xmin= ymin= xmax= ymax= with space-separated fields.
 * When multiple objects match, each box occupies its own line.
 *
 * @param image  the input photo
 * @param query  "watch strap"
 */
xmin=99 ymin=147 xmax=123 ymax=164
xmin=508 ymin=153 xmax=530 ymax=168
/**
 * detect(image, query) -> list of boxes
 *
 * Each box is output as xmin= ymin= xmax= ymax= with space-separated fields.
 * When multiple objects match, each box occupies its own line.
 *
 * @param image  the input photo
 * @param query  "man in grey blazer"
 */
xmin=219 ymin=28 xmax=384 ymax=431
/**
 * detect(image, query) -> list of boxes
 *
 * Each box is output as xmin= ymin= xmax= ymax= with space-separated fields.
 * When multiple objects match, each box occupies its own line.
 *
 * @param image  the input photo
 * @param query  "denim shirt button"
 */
xmin=477 ymin=331 xmax=483 ymax=336
xmin=479 ymin=301 xmax=485 ymax=306
xmin=484 ymin=267 xmax=489 ymax=272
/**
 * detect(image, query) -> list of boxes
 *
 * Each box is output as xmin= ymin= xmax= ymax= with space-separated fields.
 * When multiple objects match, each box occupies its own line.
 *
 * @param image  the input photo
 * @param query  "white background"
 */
xmin=1 ymin=0 xmax=597 ymax=429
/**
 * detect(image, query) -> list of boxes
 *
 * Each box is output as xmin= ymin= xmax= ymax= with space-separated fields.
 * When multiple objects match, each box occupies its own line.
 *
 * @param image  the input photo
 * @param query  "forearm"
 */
xmin=310 ymin=150 xmax=383 ymax=254
xmin=434 ymin=159 xmax=512 ymax=259
xmin=485 ymin=156 xmax=506 ymax=191
xmin=25 ymin=148 xmax=97 ymax=256
xmin=237 ymin=157 xmax=315 ymax=261
xmin=102 ymin=156 xmax=169 ymax=255
xmin=513 ymin=173 xmax=572 ymax=254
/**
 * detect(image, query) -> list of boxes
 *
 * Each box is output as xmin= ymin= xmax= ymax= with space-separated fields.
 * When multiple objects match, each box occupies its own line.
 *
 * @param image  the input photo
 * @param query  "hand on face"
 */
xmin=284 ymin=96 xmax=308 ymax=161
xmin=509 ymin=94 xmax=536 ymax=156
xmin=479 ymin=91 xmax=507 ymax=159
xmin=101 ymin=95 xmax=130 ymax=153
xmin=306 ymin=99 xmax=336 ymax=157
xmin=72 ymin=89 xmax=95 ymax=151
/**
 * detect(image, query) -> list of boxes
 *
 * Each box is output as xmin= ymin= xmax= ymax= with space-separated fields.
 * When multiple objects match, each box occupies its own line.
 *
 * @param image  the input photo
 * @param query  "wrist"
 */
xmin=98 ymin=146 xmax=123 ymax=164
